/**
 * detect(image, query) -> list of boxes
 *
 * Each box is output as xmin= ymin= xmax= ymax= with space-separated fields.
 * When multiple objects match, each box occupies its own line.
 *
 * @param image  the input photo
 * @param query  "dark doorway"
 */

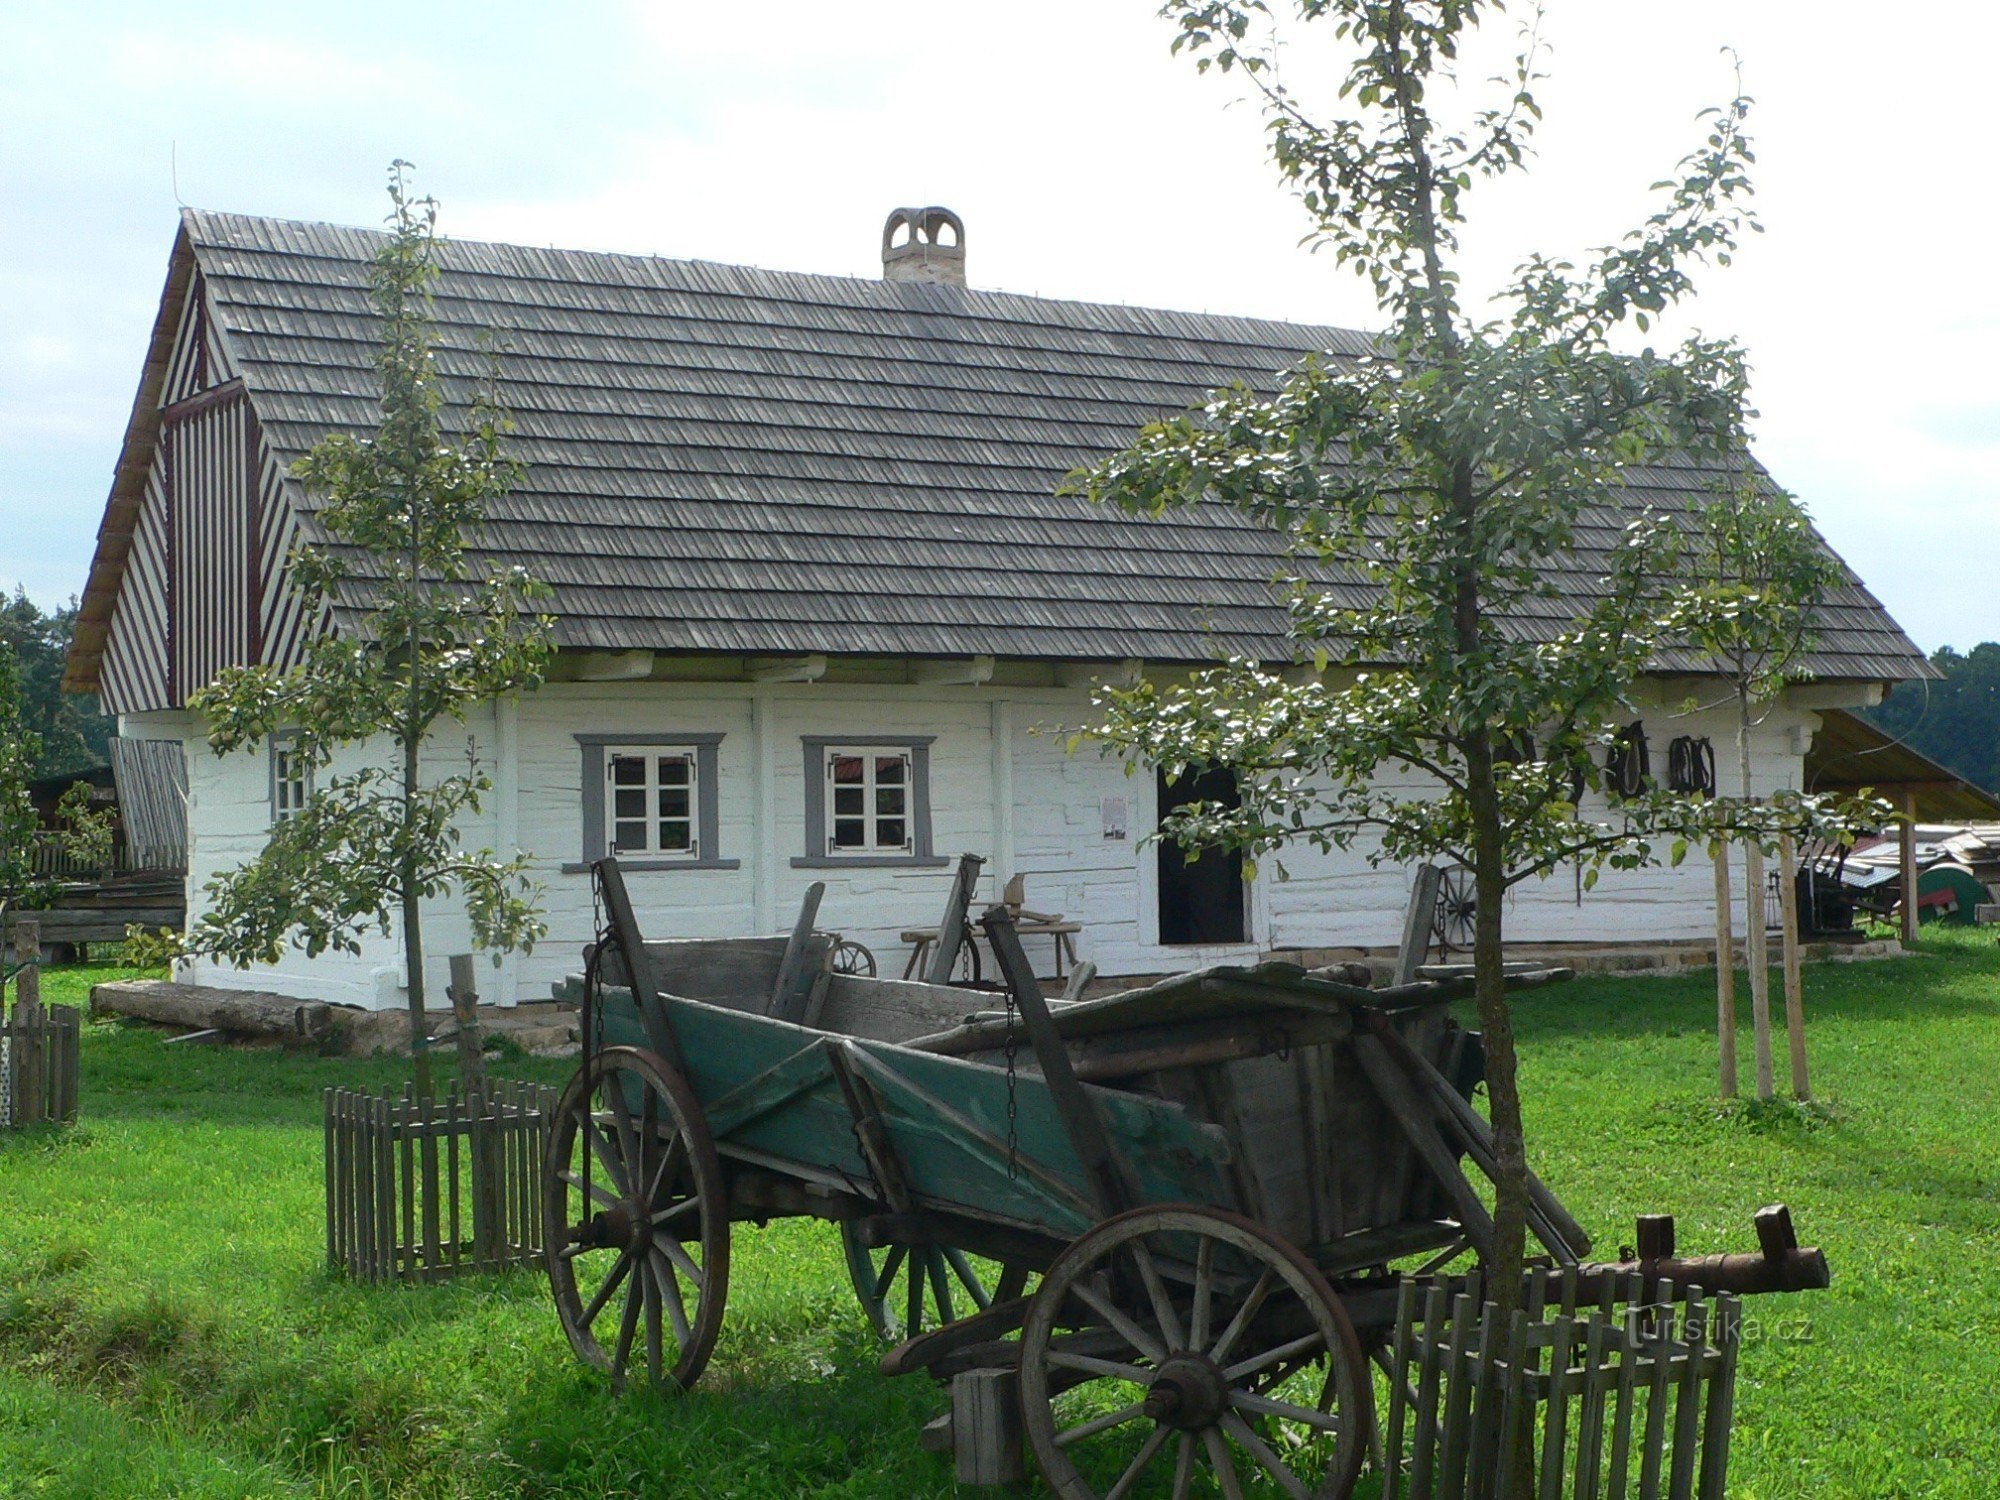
xmin=1156 ymin=765 xmax=1247 ymax=945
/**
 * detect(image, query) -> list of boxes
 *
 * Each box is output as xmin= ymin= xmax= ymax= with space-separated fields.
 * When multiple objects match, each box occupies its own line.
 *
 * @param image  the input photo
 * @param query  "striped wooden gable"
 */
xmin=97 ymin=270 xmax=321 ymax=715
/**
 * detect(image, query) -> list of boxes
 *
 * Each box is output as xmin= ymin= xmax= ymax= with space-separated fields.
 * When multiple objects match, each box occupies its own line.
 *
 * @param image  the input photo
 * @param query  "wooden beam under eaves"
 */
xmin=1056 ymin=658 xmax=1144 ymax=690
xmin=909 ymin=655 xmax=995 ymax=686
xmin=747 ymin=653 xmax=828 ymax=684
xmin=572 ymin=649 xmax=655 ymax=682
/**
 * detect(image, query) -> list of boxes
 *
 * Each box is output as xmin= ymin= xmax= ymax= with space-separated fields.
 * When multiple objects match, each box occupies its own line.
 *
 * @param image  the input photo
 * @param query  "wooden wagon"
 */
xmin=544 ymin=859 xmax=1827 ymax=1498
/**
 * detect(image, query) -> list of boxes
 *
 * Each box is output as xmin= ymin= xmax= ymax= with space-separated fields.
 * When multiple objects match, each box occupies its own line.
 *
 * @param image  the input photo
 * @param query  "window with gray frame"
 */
xmin=571 ymin=734 xmax=735 ymax=872
xmin=270 ymin=735 xmax=311 ymax=822
xmin=794 ymin=735 xmax=946 ymax=868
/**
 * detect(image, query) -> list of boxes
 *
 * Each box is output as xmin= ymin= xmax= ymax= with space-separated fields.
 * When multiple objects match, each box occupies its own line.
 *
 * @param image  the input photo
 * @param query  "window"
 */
xmin=572 ymin=734 xmax=734 ymax=873
xmin=795 ymin=736 xmax=945 ymax=867
xmin=827 ymin=748 xmax=912 ymax=854
xmin=271 ymin=737 xmax=311 ymax=822
xmin=606 ymin=748 xmax=699 ymax=858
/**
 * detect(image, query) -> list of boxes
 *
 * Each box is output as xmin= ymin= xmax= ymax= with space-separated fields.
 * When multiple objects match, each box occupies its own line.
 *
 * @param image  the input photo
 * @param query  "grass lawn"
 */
xmin=2 ymin=935 xmax=1996 ymax=1498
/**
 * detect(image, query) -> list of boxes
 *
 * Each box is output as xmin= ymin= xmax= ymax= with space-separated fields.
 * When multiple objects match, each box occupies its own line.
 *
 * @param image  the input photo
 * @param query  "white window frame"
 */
xmin=603 ymin=745 xmax=702 ymax=861
xmin=270 ymin=737 xmax=311 ymax=822
xmin=822 ymin=744 xmax=916 ymax=857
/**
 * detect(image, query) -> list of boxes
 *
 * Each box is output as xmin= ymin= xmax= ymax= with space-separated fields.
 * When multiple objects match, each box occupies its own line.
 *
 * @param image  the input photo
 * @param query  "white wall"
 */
xmin=155 ymin=679 xmax=1832 ymax=1010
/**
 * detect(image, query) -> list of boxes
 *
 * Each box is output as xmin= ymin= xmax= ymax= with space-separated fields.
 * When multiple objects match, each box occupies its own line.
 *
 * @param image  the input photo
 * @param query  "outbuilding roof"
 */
xmin=71 ymin=209 xmax=1933 ymax=684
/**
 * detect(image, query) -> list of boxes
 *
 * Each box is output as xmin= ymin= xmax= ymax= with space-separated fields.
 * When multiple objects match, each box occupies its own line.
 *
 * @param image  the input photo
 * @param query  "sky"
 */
xmin=2 ymin=1 xmax=1994 ymax=651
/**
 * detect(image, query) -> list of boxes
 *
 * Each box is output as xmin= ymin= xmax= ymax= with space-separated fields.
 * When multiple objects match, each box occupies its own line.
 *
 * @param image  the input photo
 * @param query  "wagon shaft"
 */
xmin=1588 ymin=1202 xmax=1830 ymax=1297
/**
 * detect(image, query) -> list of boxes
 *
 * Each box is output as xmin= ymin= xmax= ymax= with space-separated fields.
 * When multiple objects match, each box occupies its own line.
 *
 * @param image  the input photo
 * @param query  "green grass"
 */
xmin=2 ymin=938 xmax=1997 ymax=1497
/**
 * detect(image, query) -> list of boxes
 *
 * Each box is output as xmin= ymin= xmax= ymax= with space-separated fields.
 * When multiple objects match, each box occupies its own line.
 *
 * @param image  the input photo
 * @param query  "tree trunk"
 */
xmin=1737 ymin=697 xmax=1774 ymax=1101
xmin=402 ymin=733 xmax=432 ymax=1098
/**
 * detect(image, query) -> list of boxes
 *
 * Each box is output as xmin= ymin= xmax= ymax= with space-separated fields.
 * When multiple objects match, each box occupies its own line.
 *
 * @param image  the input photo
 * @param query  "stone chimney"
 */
xmin=882 ymin=206 xmax=965 ymax=286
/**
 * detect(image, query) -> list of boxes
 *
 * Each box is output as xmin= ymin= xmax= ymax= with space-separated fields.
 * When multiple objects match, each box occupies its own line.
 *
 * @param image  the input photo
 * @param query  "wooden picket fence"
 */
xmin=1385 ymin=1270 xmax=1742 ymax=1500
xmin=0 ymin=1005 xmax=81 ymax=1130
xmin=323 ymin=1079 xmax=561 ymax=1283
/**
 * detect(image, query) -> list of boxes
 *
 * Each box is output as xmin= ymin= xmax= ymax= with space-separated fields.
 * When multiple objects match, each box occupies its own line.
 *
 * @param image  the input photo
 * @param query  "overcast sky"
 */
xmin=3 ymin=1 xmax=1994 ymax=651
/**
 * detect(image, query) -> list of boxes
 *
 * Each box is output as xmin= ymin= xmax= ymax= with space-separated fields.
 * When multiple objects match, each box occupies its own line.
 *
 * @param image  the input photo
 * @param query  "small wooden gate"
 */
xmin=0 ymin=1006 xmax=82 ymax=1130
xmin=1386 ymin=1271 xmax=1742 ymax=1500
xmin=324 ymin=1079 xmax=559 ymax=1283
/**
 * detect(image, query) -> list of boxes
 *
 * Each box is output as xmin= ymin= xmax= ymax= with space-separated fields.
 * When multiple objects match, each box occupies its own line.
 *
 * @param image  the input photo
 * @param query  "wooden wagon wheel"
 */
xmin=829 ymin=938 xmax=878 ymax=978
xmin=1432 ymin=866 xmax=1476 ymax=956
xmin=840 ymin=1226 xmax=1030 ymax=1340
xmin=1020 ymin=1205 xmax=1372 ymax=1500
xmin=543 ymin=1045 xmax=730 ymax=1392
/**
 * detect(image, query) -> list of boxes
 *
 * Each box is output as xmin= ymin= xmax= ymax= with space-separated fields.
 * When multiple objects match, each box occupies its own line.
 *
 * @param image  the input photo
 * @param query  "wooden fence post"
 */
xmin=14 ymin=920 xmax=43 ymax=1125
xmin=1899 ymin=787 xmax=1920 ymax=945
xmin=1778 ymin=835 xmax=1809 ymax=1100
xmin=1711 ymin=846 xmax=1736 ymax=1100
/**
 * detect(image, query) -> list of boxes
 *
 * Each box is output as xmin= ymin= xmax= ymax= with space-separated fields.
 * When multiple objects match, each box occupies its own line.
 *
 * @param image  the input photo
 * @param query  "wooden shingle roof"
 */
xmin=161 ymin=209 xmax=1929 ymax=679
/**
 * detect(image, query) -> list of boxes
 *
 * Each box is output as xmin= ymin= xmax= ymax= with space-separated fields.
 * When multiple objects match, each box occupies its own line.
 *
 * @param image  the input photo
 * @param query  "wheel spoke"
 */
xmin=582 ymin=1115 xmax=631 ymax=1193
xmin=927 ymin=1246 xmax=958 ymax=1325
xmin=650 ymin=1246 xmax=694 ymax=1348
xmin=607 ymin=1084 xmax=642 ymax=1184
xmin=1055 ymin=1400 xmax=1150 ymax=1448
xmin=876 ymin=1244 xmax=908 ymax=1298
xmin=558 ymin=1169 xmax=621 ymax=1211
xmin=906 ymin=1249 xmax=926 ymax=1333
xmin=657 ymin=1233 xmax=707 ymax=1291
xmin=1047 ymin=1349 xmax=1154 ymax=1384
xmin=1129 ymin=1240 xmax=1186 ymax=1352
xmin=1224 ymin=1330 xmax=1328 ymax=1384
xmin=611 ymin=1271 xmax=643 ymax=1383
xmin=646 ymin=1131 xmax=685 ymax=1206
xmin=643 ymin=1257 xmax=664 ymax=1384
xmin=1190 ymin=1236 xmax=1215 ymax=1352
xmin=651 ymin=1195 xmax=702 ymax=1226
xmin=1202 ymin=1425 xmax=1246 ymax=1500
xmin=1220 ymin=1411 xmax=1311 ymax=1500
xmin=1170 ymin=1432 xmax=1197 ymax=1500
xmin=1230 ymin=1387 xmax=1345 ymax=1432
xmin=1104 ymin=1421 xmax=1172 ymax=1500
xmin=1207 ymin=1268 xmax=1276 ymax=1366
xmin=1070 ymin=1279 xmax=1168 ymax=1363
xmin=945 ymin=1247 xmax=992 ymax=1310
xmin=579 ymin=1251 xmax=632 ymax=1326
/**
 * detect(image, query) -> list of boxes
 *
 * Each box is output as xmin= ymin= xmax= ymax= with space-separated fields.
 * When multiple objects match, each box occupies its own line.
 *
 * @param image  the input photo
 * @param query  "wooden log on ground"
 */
xmin=90 ymin=979 xmax=334 ymax=1046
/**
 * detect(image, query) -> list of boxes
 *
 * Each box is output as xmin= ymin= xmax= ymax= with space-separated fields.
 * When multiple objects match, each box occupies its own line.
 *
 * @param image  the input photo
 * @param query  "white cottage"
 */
xmin=64 ymin=207 xmax=1931 ymax=1010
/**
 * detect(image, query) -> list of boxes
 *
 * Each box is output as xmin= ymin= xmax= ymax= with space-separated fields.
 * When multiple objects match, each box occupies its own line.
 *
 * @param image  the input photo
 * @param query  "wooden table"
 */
xmin=901 ymin=920 xmax=1082 ymax=981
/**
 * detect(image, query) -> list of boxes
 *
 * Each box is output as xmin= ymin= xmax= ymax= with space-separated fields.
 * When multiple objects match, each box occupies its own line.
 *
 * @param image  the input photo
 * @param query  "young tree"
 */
xmin=1076 ymin=0 xmax=1870 ymax=1369
xmin=0 ymin=640 xmax=50 ymax=925
xmin=1671 ymin=484 xmax=1843 ymax=1101
xmin=0 ymin=590 xmax=114 ymax=780
xmin=188 ymin=163 xmax=554 ymax=1094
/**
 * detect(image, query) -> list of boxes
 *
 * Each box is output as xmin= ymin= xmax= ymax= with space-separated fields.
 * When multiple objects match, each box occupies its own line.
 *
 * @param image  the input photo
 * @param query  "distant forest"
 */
xmin=1864 ymin=643 xmax=2000 ymax=797
xmin=3 ymin=590 xmax=114 ymax=781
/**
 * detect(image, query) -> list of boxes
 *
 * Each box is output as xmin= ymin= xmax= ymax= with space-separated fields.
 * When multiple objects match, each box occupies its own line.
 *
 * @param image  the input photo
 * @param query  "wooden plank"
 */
xmin=1696 ymin=1297 xmax=1738 ymax=1500
xmin=980 ymin=907 xmax=1130 ymax=1218
xmin=1351 ymin=1035 xmax=1496 ymax=1261
xmin=1385 ymin=1278 xmax=1418 ymax=1500
xmin=768 ymin=881 xmax=826 ymax=1021
xmin=923 ymin=852 xmax=985 ymax=987
xmin=1539 ymin=1312 xmax=1577 ymax=1500
xmin=1667 ymin=1294 xmax=1706 ymax=1500
xmin=1396 ymin=864 xmax=1444 ymax=987
xmin=951 ymin=1368 xmax=1026 ymax=1486
xmin=1409 ymin=1280 xmax=1449 ymax=1499
xmin=399 ymin=1090 xmax=417 ymax=1281
xmin=1574 ymin=1313 xmax=1612 ymax=1500
xmin=1439 ymin=1289 xmax=1478 ymax=1498
xmin=817 ymin=973 xmax=978 ymax=1044
xmin=594 ymin=858 xmax=686 ymax=1073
